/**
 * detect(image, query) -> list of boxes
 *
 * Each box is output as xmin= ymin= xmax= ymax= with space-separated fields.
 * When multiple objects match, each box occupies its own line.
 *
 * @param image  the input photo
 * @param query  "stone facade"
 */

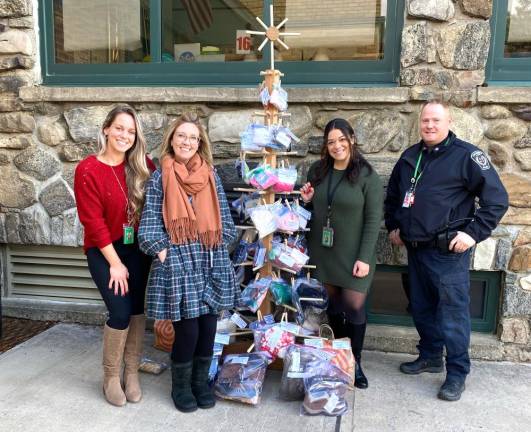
xmin=0 ymin=0 xmax=530 ymax=361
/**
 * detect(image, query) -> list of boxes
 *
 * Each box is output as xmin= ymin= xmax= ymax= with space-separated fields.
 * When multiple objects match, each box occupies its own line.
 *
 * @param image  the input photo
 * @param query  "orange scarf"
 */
xmin=161 ymin=154 xmax=222 ymax=248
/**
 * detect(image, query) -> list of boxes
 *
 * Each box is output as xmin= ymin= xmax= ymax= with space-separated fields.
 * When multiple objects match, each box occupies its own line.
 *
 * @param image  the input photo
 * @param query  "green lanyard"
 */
xmin=410 ymin=137 xmax=449 ymax=190
xmin=411 ymin=151 xmax=423 ymax=187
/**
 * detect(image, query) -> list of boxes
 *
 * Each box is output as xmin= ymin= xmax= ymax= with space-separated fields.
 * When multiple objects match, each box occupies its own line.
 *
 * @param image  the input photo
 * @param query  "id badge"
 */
xmin=322 ymin=226 xmax=334 ymax=248
xmin=123 ymin=225 xmax=134 ymax=244
xmin=402 ymin=191 xmax=415 ymax=208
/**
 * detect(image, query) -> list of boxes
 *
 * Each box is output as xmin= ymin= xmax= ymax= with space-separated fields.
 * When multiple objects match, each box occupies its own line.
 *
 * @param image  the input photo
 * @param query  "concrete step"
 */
xmin=3 ymin=298 xmax=506 ymax=361
xmin=365 ymin=324 xmax=504 ymax=361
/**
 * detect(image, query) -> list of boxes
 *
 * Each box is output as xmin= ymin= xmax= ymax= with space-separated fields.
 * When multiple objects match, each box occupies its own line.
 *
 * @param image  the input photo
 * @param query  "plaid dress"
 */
xmin=138 ymin=169 xmax=240 ymax=321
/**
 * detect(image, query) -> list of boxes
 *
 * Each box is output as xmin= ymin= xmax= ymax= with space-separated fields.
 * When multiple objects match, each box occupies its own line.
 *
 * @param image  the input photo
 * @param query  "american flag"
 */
xmin=181 ymin=0 xmax=213 ymax=34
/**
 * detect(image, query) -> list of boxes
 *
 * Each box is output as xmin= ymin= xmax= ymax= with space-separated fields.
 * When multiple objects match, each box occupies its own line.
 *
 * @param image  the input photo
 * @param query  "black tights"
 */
xmin=325 ymin=284 xmax=367 ymax=325
xmin=86 ymin=240 xmax=151 ymax=330
xmin=326 ymin=284 xmax=367 ymax=359
xmin=171 ymin=314 xmax=218 ymax=363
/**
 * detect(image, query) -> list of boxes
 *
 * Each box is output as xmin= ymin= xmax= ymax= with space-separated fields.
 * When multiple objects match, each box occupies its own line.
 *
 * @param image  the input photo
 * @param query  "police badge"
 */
xmin=471 ymin=150 xmax=490 ymax=170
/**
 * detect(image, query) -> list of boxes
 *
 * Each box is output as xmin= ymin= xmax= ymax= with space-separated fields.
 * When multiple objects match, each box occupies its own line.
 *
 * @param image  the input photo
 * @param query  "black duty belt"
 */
xmin=404 ymin=239 xmax=438 ymax=249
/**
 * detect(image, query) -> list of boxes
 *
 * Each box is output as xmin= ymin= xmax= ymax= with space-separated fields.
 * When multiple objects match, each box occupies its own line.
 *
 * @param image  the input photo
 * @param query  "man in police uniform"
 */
xmin=384 ymin=99 xmax=508 ymax=401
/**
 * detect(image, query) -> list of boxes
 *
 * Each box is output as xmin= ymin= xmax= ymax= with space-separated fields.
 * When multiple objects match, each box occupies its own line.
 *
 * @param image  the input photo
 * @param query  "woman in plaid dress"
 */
xmin=138 ymin=112 xmax=239 ymax=413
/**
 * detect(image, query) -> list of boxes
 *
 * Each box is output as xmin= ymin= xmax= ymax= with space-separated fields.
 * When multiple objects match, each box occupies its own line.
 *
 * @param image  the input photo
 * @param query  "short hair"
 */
xmin=420 ymin=98 xmax=450 ymax=115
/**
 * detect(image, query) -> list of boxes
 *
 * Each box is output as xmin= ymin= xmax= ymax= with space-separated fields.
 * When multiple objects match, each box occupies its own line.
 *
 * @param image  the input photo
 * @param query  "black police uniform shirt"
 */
xmin=384 ymin=130 xmax=509 ymax=243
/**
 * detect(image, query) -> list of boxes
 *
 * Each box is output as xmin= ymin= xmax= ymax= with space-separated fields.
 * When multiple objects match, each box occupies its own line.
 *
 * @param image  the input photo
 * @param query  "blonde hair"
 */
xmin=420 ymin=98 xmax=450 ymax=114
xmin=97 ymin=105 xmax=150 ymax=225
xmin=159 ymin=112 xmax=214 ymax=166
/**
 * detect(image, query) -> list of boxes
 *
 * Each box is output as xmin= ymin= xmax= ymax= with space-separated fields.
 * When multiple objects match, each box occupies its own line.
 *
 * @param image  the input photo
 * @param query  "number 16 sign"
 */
xmin=236 ymin=30 xmax=252 ymax=54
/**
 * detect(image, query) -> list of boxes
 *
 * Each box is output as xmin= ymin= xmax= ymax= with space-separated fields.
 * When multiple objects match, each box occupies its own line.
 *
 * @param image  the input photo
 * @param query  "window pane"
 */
xmin=53 ymin=0 xmax=150 ymax=64
xmin=370 ymin=271 xmax=487 ymax=319
xmin=161 ymin=0 xmax=263 ymax=63
xmin=274 ymin=0 xmax=386 ymax=61
xmin=369 ymin=272 xmax=410 ymax=316
xmin=505 ymin=0 xmax=531 ymax=58
xmin=470 ymin=279 xmax=486 ymax=319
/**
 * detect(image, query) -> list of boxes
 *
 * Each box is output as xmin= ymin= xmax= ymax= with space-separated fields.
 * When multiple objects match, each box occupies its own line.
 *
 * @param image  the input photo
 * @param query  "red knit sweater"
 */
xmin=74 ymin=155 xmax=156 ymax=252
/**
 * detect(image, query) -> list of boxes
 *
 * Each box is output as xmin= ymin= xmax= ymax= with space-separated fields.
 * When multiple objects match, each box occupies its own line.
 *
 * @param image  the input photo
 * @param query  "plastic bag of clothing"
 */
xmin=248 ymin=204 xmax=277 ymax=238
xmin=274 ymin=204 xmax=300 ymax=233
xmin=291 ymin=200 xmax=312 ymax=230
xmin=240 ymin=123 xmax=272 ymax=151
xmin=270 ymin=125 xmax=299 ymax=151
xmin=269 ymin=83 xmax=288 ymax=111
xmin=323 ymin=338 xmax=355 ymax=385
xmin=268 ymin=241 xmax=309 ymax=273
xmin=247 ymin=164 xmax=279 ymax=190
xmin=214 ymin=352 xmax=271 ymax=405
xmin=252 ymin=322 xmax=295 ymax=361
xmin=279 ymin=344 xmax=326 ymax=401
xmin=301 ymin=359 xmax=351 ymax=416
xmin=269 ymin=277 xmax=292 ymax=305
xmin=292 ymin=277 xmax=328 ymax=332
xmin=239 ymin=276 xmax=271 ymax=313
xmin=272 ymin=165 xmax=298 ymax=193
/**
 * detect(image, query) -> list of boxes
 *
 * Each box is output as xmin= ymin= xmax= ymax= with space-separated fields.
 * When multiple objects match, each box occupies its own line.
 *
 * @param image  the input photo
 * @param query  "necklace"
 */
xmin=109 ymin=164 xmax=135 ymax=245
xmin=109 ymin=165 xmax=130 ymax=217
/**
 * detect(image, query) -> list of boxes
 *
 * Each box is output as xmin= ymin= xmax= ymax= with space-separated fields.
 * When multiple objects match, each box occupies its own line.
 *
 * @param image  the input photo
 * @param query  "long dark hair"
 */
xmin=312 ymin=118 xmax=372 ymax=186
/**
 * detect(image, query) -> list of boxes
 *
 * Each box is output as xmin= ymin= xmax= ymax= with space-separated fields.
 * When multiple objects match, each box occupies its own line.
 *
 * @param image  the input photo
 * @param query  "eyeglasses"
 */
xmin=174 ymin=132 xmax=200 ymax=146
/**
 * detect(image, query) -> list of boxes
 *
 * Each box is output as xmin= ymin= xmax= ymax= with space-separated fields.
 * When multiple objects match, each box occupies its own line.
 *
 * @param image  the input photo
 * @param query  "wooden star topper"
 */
xmin=246 ymin=4 xmax=300 ymax=70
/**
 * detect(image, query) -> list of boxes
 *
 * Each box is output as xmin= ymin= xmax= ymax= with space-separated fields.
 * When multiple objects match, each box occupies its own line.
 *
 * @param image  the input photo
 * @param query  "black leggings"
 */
xmin=171 ymin=314 xmax=218 ymax=363
xmin=86 ymin=239 xmax=151 ymax=330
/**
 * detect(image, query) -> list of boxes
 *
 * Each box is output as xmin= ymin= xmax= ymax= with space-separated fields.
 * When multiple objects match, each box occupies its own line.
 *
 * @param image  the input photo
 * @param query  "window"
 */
xmin=487 ymin=0 xmax=531 ymax=83
xmin=39 ymin=0 xmax=404 ymax=86
xmin=367 ymin=266 xmax=501 ymax=333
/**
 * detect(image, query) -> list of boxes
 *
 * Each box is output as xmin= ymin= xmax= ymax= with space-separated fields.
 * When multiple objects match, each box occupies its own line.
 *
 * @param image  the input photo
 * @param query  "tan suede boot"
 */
xmin=102 ymin=324 xmax=128 ymax=407
xmin=123 ymin=314 xmax=145 ymax=403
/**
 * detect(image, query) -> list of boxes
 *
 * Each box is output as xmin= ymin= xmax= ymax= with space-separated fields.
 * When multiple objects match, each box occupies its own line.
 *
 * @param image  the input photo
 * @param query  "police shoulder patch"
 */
xmin=471 ymin=150 xmax=490 ymax=170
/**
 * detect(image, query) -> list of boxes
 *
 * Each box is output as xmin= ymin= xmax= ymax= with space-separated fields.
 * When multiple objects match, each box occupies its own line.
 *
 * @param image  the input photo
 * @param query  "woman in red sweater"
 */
xmin=74 ymin=105 xmax=155 ymax=407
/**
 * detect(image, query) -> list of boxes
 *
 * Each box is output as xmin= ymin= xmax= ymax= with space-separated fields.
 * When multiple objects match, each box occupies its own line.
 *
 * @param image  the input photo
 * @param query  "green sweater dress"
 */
xmin=306 ymin=162 xmax=383 ymax=293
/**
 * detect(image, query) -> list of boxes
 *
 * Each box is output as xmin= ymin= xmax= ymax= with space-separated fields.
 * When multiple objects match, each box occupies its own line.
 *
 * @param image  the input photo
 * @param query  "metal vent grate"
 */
xmin=6 ymin=245 xmax=101 ymax=303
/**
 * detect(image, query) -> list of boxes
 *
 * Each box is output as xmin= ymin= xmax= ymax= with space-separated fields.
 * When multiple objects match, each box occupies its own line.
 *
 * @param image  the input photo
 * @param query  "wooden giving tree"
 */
xmin=238 ymin=4 xmax=302 ymax=316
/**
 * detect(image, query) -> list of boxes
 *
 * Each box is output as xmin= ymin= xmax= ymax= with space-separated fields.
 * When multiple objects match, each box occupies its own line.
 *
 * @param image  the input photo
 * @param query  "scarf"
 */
xmin=161 ymin=153 xmax=222 ymax=248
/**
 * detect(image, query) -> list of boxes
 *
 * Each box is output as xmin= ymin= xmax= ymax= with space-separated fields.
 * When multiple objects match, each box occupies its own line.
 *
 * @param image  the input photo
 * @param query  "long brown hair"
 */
xmin=159 ymin=112 xmax=214 ymax=166
xmin=312 ymin=118 xmax=372 ymax=187
xmin=97 ymin=105 xmax=150 ymax=225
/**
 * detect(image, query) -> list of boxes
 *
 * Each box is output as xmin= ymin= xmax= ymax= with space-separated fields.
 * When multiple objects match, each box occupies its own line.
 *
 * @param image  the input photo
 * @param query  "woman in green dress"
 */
xmin=300 ymin=118 xmax=383 ymax=389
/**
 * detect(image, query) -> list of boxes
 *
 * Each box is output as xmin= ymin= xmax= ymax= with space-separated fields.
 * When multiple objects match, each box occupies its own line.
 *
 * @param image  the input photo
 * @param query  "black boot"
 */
xmin=171 ymin=361 xmax=197 ymax=412
xmin=191 ymin=356 xmax=216 ymax=409
xmin=328 ymin=313 xmax=347 ymax=339
xmin=400 ymin=356 xmax=444 ymax=375
xmin=354 ymin=359 xmax=368 ymax=389
xmin=346 ymin=321 xmax=369 ymax=389
xmin=438 ymin=376 xmax=466 ymax=401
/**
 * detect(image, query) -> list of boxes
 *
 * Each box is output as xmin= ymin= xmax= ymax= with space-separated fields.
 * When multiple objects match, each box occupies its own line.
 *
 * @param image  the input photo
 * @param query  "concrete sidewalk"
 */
xmin=0 ymin=324 xmax=530 ymax=432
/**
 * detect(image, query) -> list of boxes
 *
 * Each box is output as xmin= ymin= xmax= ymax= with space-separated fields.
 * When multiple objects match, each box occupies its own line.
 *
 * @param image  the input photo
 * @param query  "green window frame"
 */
xmin=39 ymin=0 xmax=404 ymax=86
xmin=367 ymin=265 xmax=501 ymax=334
xmin=487 ymin=0 xmax=531 ymax=84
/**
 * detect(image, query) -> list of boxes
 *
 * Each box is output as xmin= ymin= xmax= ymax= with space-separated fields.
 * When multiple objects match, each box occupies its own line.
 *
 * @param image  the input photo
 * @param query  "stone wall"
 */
xmin=0 ymin=0 xmax=530 ymax=361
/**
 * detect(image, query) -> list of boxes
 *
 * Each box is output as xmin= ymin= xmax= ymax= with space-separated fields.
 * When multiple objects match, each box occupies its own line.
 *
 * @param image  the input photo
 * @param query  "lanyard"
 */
xmin=410 ymin=151 xmax=423 ymax=188
xmin=327 ymin=170 xmax=346 ymax=217
xmin=411 ymin=137 xmax=450 ymax=190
